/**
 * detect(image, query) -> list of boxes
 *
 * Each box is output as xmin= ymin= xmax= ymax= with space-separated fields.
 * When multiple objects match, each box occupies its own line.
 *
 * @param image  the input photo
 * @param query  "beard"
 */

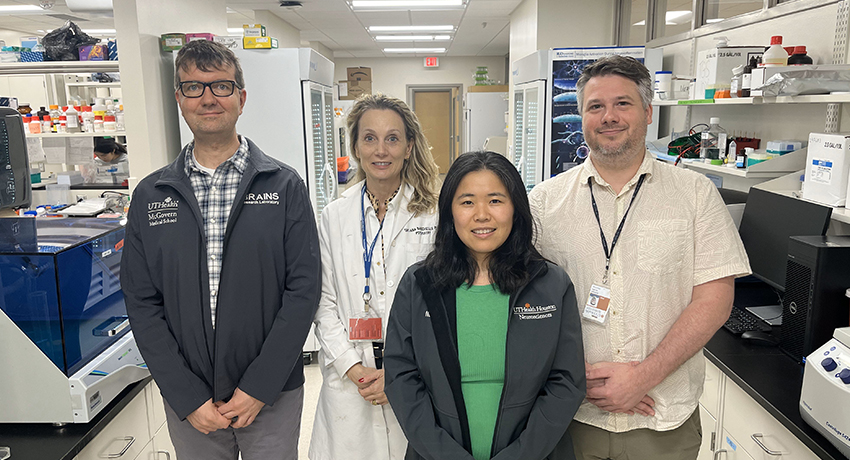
xmin=586 ymin=122 xmax=647 ymax=169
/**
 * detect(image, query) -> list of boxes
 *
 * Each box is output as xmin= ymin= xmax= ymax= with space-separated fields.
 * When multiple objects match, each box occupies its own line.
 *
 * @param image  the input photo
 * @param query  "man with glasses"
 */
xmin=121 ymin=39 xmax=321 ymax=460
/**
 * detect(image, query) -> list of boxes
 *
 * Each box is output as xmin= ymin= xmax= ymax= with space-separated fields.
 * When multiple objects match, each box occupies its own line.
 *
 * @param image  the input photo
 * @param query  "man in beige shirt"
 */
xmin=529 ymin=56 xmax=750 ymax=459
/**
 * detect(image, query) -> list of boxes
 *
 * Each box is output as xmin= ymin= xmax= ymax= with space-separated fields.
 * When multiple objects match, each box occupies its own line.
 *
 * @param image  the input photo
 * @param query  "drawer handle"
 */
xmin=751 ymin=433 xmax=782 ymax=456
xmin=101 ymin=436 xmax=135 ymax=458
xmin=713 ymin=449 xmax=727 ymax=460
xmin=156 ymin=450 xmax=172 ymax=460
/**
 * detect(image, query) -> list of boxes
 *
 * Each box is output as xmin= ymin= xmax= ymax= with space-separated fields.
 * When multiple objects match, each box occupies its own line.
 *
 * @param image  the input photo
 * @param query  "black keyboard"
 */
xmin=723 ymin=307 xmax=773 ymax=335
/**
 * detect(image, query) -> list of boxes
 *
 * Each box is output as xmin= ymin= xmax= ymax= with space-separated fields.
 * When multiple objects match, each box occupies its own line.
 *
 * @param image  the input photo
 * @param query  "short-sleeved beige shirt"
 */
xmin=529 ymin=150 xmax=751 ymax=432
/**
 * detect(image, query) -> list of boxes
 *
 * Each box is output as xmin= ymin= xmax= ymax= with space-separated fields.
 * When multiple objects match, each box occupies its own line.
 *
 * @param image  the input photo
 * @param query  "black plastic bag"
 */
xmin=42 ymin=20 xmax=99 ymax=61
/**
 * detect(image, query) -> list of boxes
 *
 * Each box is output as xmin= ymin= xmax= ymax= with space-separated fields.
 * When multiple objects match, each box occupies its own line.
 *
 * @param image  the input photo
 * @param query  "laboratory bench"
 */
xmin=0 ymin=376 xmax=176 ymax=460
xmin=704 ymin=331 xmax=845 ymax=459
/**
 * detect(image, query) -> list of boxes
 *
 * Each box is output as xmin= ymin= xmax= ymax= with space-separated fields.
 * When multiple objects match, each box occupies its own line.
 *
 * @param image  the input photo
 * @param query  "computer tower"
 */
xmin=780 ymin=235 xmax=850 ymax=363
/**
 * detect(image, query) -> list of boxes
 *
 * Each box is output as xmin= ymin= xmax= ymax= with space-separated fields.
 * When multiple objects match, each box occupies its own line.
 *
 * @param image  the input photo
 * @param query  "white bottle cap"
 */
xmin=710 ymin=117 xmax=720 ymax=124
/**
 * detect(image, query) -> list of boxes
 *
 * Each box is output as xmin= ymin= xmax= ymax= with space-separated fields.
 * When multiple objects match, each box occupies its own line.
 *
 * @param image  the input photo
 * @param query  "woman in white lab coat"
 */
xmin=309 ymin=94 xmax=440 ymax=460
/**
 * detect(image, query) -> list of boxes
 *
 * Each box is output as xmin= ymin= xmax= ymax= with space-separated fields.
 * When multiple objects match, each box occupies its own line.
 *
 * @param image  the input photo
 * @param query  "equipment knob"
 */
xmin=840 ymin=369 xmax=850 ymax=385
xmin=823 ymin=357 xmax=838 ymax=372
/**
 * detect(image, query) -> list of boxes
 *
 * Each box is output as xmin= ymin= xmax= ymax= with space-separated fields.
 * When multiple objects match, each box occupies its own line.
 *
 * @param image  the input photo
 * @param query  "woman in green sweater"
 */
xmin=385 ymin=151 xmax=586 ymax=460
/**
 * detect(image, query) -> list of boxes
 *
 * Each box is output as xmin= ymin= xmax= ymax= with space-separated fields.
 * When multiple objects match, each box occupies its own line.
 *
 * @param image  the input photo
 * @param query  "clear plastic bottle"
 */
xmin=29 ymin=116 xmax=41 ymax=134
xmin=94 ymin=115 xmax=104 ymax=133
xmin=82 ymin=106 xmax=95 ymax=133
xmin=41 ymin=115 xmax=52 ymax=134
xmin=103 ymin=115 xmax=117 ymax=132
xmin=700 ymin=117 xmax=728 ymax=164
xmin=115 ymin=105 xmax=125 ymax=132
xmin=763 ymin=36 xmax=789 ymax=67
xmin=58 ymin=115 xmax=67 ymax=133
xmin=48 ymin=104 xmax=61 ymax=131
xmin=726 ymin=140 xmax=737 ymax=167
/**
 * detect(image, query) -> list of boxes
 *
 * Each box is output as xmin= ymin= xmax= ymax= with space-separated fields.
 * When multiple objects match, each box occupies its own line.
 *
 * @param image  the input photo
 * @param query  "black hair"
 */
xmin=94 ymin=137 xmax=127 ymax=155
xmin=424 ymin=151 xmax=544 ymax=294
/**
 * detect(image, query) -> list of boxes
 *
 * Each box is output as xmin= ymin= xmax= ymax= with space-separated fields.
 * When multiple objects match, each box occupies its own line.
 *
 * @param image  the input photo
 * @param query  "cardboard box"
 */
xmin=243 ymin=24 xmax=267 ymax=37
xmin=804 ymin=132 xmax=850 ymax=206
xmin=20 ymin=37 xmax=39 ymax=49
xmin=243 ymin=36 xmax=278 ymax=49
xmin=347 ymin=67 xmax=372 ymax=81
xmin=186 ymin=33 xmax=215 ymax=42
xmin=213 ymin=36 xmax=241 ymax=50
xmin=160 ymin=33 xmax=186 ymax=51
xmin=347 ymin=80 xmax=372 ymax=99
xmin=695 ymin=46 xmax=764 ymax=99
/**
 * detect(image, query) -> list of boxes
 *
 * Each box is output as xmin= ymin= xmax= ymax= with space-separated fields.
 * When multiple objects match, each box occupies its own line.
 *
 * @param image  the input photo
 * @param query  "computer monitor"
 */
xmin=0 ymin=107 xmax=31 ymax=211
xmin=738 ymin=188 xmax=832 ymax=291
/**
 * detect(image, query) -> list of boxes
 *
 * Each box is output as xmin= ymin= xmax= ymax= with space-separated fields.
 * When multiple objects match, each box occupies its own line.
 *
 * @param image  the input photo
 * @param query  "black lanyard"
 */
xmin=589 ymin=173 xmax=647 ymax=284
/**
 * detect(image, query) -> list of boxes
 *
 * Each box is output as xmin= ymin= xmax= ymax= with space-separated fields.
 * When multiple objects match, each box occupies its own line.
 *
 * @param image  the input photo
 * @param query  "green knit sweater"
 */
xmin=456 ymin=284 xmax=509 ymax=460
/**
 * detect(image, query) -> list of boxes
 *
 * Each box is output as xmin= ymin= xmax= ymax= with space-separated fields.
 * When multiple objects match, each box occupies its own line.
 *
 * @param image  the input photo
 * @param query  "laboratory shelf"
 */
xmin=652 ymin=94 xmax=850 ymax=106
xmin=0 ymin=60 xmax=119 ymax=75
xmin=26 ymin=131 xmax=126 ymax=138
xmin=65 ymin=82 xmax=122 ymax=87
xmin=685 ymin=161 xmax=781 ymax=178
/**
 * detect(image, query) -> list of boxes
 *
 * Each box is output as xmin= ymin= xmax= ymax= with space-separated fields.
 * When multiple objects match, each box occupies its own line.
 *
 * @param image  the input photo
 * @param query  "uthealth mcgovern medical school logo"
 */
xmin=148 ymin=196 xmax=179 ymax=227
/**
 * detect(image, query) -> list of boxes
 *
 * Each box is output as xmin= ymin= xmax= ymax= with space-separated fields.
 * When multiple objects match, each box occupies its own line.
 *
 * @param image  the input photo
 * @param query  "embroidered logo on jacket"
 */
xmin=148 ymin=196 xmax=178 ymax=227
xmin=512 ymin=303 xmax=556 ymax=320
xmin=244 ymin=192 xmax=280 ymax=205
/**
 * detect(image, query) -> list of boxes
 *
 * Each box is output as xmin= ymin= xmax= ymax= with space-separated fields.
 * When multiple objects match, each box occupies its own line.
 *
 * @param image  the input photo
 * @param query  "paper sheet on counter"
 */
xmin=68 ymin=137 xmax=94 ymax=165
xmin=42 ymin=137 xmax=68 ymax=163
xmin=26 ymin=137 xmax=46 ymax=162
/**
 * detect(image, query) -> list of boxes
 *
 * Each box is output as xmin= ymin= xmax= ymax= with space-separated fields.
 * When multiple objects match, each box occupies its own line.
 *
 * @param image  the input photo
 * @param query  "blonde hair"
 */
xmin=346 ymin=93 xmax=440 ymax=215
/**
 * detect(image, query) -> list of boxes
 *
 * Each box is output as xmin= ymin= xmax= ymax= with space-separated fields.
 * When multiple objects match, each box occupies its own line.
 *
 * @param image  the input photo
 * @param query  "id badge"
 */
xmin=349 ymin=317 xmax=382 ymax=341
xmin=583 ymin=283 xmax=612 ymax=324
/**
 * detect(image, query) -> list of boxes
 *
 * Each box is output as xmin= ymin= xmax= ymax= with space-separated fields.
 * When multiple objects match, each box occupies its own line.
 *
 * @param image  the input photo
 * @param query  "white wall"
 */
xmin=254 ymin=10 xmax=300 ymax=48
xmin=333 ymin=56 xmax=507 ymax=101
xmin=114 ymin=0 xmax=228 ymax=184
xmin=509 ymin=0 xmax=538 ymax=63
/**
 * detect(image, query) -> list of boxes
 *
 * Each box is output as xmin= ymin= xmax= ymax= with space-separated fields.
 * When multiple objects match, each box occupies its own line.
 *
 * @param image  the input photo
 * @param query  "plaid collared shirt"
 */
xmin=184 ymin=136 xmax=250 ymax=328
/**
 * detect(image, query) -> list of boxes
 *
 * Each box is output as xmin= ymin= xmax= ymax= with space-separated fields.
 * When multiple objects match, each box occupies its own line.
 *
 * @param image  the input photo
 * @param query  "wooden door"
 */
xmin=414 ymin=90 xmax=453 ymax=173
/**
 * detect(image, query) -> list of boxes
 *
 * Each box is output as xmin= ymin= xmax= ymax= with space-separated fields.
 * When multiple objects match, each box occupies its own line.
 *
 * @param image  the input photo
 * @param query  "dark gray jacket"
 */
xmin=385 ymin=260 xmax=586 ymax=460
xmin=121 ymin=139 xmax=321 ymax=420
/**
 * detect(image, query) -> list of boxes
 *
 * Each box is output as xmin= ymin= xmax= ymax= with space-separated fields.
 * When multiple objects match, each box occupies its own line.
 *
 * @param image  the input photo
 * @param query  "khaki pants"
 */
xmin=568 ymin=410 xmax=701 ymax=460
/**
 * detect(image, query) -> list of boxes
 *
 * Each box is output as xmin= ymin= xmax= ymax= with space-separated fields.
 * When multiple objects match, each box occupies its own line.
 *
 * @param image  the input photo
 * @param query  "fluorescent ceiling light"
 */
xmin=0 ymin=5 xmax=44 ymax=12
xmin=375 ymin=35 xmax=451 ymax=41
xmin=226 ymin=7 xmax=237 ymax=13
xmin=353 ymin=0 xmax=462 ymax=8
xmin=384 ymin=47 xmax=446 ymax=53
xmin=706 ymin=18 xmax=724 ymax=23
xmin=82 ymin=29 xmax=117 ymax=35
xmin=227 ymin=28 xmax=244 ymax=35
xmin=369 ymin=25 xmax=454 ymax=32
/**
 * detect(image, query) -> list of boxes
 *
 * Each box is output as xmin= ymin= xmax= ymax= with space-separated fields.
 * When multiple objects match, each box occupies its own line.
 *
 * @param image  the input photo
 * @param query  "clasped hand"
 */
xmin=347 ymin=363 xmax=388 ymax=406
xmin=187 ymin=388 xmax=265 ymax=434
xmin=585 ymin=361 xmax=656 ymax=417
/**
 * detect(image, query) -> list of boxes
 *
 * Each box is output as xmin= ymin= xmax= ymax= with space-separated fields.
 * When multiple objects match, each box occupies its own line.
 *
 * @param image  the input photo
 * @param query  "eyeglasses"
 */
xmin=178 ymin=80 xmax=241 ymax=98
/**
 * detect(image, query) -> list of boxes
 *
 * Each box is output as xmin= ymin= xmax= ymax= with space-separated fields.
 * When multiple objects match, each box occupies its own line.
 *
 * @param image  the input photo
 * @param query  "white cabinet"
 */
xmin=702 ymin=353 xmax=818 ymax=460
xmin=73 ymin=387 xmax=149 ymax=460
xmin=74 ymin=380 xmax=174 ymax=460
xmin=722 ymin=379 xmax=818 ymax=460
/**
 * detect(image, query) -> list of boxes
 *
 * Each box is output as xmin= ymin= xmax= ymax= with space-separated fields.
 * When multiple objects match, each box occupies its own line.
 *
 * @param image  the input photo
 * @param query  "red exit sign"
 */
xmin=424 ymin=57 xmax=439 ymax=68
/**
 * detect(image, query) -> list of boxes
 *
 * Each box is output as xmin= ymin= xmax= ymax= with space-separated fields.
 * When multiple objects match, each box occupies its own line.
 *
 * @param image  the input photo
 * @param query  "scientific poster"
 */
xmin=550 ymin=47 xmax=646 ymax=176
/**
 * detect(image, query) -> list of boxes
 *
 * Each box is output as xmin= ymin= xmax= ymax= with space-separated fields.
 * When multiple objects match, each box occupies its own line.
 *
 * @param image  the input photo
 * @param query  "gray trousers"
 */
xmin=164 ymin=386 xmax=304 ymax=460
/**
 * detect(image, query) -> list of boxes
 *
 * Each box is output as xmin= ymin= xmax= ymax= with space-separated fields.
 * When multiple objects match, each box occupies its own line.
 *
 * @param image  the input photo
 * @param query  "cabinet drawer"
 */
xmin=722 ymin=429 xmax=757 ymax=460
xmin=146 ymin=381 xmax=167 ymax=434
xmin=701 ymin=354 xmax=722 ymax=418
xmin=723 ymin=380 xmax=818 ymax=460
xmin=74 ymin=389 xmax=150 ymax=460
xmin=152 ymin=423 xmax=177 ymax=460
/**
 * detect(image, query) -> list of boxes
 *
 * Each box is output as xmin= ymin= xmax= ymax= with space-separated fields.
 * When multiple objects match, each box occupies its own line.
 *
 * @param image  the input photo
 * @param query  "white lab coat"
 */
xmin=309 ymin=181 xmax=437 ymax=460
